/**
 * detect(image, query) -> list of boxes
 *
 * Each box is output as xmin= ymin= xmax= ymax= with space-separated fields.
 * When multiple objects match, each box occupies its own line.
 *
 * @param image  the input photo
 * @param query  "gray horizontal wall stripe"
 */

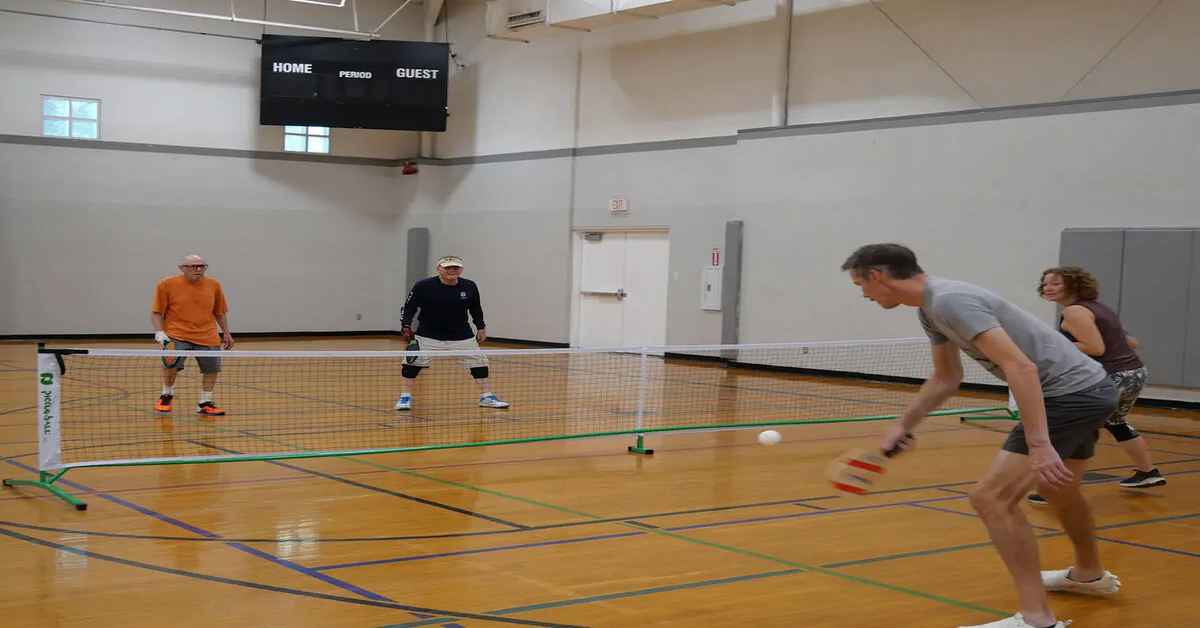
xmin=572 ymin=134 xmax=736 ymax=156
xmin=421 ymin=148 xmax=574 ymax=166
xmin=0 ymin=134 xmax=404 ymax=167
xmin=422 ymin=135 xmax=736 ymax=166
xmin=7 ymin=89 xmax=1198 ymax=168
xmin=738 ymin=88 xmax=1200 ymax=141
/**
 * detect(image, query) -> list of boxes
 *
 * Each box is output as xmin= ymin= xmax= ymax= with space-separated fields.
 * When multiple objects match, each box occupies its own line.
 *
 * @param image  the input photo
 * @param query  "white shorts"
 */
xmin=407 ymin=335 xmax=489 ymax=369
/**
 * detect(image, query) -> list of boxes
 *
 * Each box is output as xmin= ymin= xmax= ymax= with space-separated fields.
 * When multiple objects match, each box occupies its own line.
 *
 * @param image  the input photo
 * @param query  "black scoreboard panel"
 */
xmin=260 ymin=35 xmax=449 ymax=132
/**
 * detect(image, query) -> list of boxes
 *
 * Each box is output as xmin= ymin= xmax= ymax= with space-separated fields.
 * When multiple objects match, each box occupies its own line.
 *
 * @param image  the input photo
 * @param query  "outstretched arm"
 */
xmin=881 ymin=341 xmax=962 ymax=452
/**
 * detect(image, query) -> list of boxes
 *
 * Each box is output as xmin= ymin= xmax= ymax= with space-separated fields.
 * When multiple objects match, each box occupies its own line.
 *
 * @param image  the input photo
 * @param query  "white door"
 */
xmin=574 ymin=231 xmax=669 ymax=348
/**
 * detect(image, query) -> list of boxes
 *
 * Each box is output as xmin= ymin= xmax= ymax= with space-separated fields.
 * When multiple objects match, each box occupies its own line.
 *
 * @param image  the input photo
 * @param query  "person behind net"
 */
xmin=395 ymin=255 xmax=510 ymax=411
xmin=842 ymin=243 xmax=1120 ymax=628
xmin=151 ymin=254 xmax=234 ymax=416
xmin=1024 ymin=265 xmax=1163 ymax=505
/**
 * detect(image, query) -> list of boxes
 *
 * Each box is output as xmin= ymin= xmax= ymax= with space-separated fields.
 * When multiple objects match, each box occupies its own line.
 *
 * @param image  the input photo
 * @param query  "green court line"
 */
xmin=174 ymin=418 xmax=1011 ymax=622
xmin=324 ymin=452 xmax=1009 ymax=621
xmin=378 ymin=569 xmax=808 ymax=628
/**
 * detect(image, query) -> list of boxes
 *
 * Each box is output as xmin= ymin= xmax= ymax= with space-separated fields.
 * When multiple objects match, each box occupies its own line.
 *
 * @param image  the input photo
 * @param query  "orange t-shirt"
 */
xmin=152 ymin=276 xmax=229 ymax=346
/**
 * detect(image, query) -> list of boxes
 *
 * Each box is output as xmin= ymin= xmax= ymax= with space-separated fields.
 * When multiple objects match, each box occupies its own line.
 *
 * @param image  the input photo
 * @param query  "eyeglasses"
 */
xmin=181 ymin=264 xmax=208 ymax=270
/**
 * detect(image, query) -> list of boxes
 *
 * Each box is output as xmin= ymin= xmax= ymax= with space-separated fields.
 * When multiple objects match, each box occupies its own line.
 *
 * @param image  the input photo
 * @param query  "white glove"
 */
xmin=154 ymin=331 xmax=170 ymax=346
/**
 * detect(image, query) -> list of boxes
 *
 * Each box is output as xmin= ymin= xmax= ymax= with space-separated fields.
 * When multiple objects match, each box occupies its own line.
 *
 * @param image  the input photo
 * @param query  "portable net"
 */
xmin=35 ymin=338 xmax=1005 ymax=470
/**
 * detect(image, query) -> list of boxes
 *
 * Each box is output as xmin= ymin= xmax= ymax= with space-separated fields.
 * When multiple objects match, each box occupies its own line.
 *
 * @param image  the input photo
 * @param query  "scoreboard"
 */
xmin=260 ymin=35 xmax=449 ymax=132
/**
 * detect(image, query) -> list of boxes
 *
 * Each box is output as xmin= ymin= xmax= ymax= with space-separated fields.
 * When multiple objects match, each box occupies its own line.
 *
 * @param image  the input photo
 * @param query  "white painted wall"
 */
xmin=0 ymin=140 xmax=405 ymax=334
xmin=735 ymin=102 xmax=1200 ymax=345
xmin=3 ymin=0 xmax=1200 ymax=386
xmin=0 ymin=0 xmax=424 ymax=158
xmin=394 ymin=158 xmax=575 ymax=343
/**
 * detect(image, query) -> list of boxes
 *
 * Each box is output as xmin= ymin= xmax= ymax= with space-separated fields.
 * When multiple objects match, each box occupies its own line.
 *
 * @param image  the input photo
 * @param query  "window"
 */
xmin=42 ymin=96 xmax=100 ymax=139
xmin=283 ymin=126 xmax=330 ymax=153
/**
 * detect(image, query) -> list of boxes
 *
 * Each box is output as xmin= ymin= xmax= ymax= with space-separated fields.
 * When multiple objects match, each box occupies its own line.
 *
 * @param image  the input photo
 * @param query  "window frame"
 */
xmin=283 ymin=125 xmax=331 ymax=154
xmin=42 ymin=95 xmax=101 ymax=140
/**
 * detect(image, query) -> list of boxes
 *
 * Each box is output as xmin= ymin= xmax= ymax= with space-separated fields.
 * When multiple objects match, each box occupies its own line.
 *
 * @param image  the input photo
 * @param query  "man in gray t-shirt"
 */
xmin=842 ymin=244 xmax=1120 ymax=628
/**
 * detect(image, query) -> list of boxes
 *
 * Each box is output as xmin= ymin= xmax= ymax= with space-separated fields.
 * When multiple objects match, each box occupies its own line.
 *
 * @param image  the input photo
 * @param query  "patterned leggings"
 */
xmin=1104 ymin=366 xmax=1148 ymax=441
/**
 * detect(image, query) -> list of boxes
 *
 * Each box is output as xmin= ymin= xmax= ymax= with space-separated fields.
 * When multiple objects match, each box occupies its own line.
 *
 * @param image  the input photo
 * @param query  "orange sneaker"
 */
xmin=155 ymin=394 xmax=173 ymax=413
xmin=196 ymin=401 xmax=226 ymax=416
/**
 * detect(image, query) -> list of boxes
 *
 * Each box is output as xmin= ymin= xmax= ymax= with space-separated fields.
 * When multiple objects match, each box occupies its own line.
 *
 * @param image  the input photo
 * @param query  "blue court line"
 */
xmin=377 ymin=568 xmax=808 ymax=628
xmin=0 ymin=525 xmax=583 ymax=628
xmin=664 ymin=494 xmax=969 ymax=532
xmin=195 ymin=439 xmax=529 ymax=530
xmin=1093 ymin=535 xmax=1200 ymax=559
xmin=314 ymin=530 xmax=644 ymax=571
xmin=907 ymin=502 xmax=1061 ymax=533
xmin=306 ymin=495 xmax=978 ymax=574
xmin=4 ymin=459 xmax=393 ymax=603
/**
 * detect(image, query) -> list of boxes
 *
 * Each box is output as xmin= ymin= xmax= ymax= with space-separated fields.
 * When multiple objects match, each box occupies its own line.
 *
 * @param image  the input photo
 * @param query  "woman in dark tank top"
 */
xmin=1030 ymin=266 xmax=1164 ymax=496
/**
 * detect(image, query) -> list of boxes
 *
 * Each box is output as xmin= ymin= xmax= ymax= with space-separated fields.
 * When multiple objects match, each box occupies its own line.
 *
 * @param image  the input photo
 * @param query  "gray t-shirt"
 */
xmin=918 ymin=276 xmax=1106 ymax=398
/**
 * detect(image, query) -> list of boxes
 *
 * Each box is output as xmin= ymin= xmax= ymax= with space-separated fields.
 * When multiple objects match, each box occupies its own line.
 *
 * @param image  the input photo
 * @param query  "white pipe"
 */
xmin=371 ymin=0 xmax=416 ymax=34
xmin=57 ymin=0 xmax=379 ymax=38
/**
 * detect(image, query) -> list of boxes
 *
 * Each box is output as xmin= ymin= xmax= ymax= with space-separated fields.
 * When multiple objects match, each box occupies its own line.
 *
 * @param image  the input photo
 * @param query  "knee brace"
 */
xmin=470 ymin=366 xmax=489 ymax=380
xmin=401 ymin=364 xmax=423 ymax=379
xmin=1105 ymin=421 xmax=1139 ymax=442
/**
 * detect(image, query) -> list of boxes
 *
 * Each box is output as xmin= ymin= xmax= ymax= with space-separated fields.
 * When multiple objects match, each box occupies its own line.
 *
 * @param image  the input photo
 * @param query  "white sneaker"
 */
xmin=1042 ymin=567 xmax=1121 ymax=595
xmin=959 ymin=613 xmax=1070 ymax=628
xmin=479 ymin=393 xmax=510 ymax=409
xmin=394 ymin=394 xmax=412 ymax=411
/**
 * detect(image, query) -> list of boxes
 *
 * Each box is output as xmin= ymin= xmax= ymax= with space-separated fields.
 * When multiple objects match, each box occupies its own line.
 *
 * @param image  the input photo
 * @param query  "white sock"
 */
xmin=199 ymin=391 xmax=212 ymax=404
xmin=162 ymin=386 xmax=174 ymax=396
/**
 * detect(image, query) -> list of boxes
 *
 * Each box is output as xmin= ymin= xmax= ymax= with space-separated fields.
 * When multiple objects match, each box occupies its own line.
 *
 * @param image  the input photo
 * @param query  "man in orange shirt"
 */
xmin=151 ymin=254 xmax=234 ymax=415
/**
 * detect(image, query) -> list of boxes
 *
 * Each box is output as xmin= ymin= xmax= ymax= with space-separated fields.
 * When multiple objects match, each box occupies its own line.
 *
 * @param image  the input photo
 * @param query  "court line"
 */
xmin=1093 ymin=535 xmax=1200 ymax=559
xmin=0 ymin=525 xmax=585 ymax=628
xmin=314 ymin=530 xmax=646 ymax=572
xmin=317 ymin=460 xmax=1009 ymax=619
xmin=174 ymin=420 xmax=1010 ymax=618
xmin=909 ymin=502 xmax=1061 ymax=533
xmin=5 ymin=463 xmax=1197 ymax=544
xmin=378 ymin=569 xmax=809 ymax=628
xmin=194 ymin=439 xmax=530 ymax=530
xmin=4 ymin=459 xmax=396 ymax=603
xmin=911 ymin=499 xmax=1200 ymax=560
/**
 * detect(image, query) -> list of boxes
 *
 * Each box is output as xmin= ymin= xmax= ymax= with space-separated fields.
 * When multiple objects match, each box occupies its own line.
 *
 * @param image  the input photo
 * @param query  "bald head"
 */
xmin=178 ymin=254 xmax=209 ymax=283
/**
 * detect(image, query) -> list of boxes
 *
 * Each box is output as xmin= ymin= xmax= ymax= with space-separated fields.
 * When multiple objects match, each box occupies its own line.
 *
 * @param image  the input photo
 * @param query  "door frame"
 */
xmin=570 ymin=227 xmax=670 ymax=348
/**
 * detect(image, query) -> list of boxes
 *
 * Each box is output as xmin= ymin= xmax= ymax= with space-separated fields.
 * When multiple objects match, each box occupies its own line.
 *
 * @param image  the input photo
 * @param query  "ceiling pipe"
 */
xmin=56 ymin=0 xmax=381 ymax=39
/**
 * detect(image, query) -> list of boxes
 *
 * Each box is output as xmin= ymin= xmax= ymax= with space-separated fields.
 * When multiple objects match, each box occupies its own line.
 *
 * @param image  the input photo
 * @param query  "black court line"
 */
xmin=193 ymin=440 xmax=530 ymax=530
xmin=6 ymin=462 xmax=1198 ymax=545
xmin=0 ymin=526 xmax=587 ymax=627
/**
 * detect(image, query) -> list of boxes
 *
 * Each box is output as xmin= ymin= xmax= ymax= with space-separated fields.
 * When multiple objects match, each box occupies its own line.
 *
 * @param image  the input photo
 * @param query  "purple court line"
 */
xmin=909 ymin=502 xmax=1060 ymax=533
xmin=193 ymin=439 xmax=529 ymax=530
xmin=0 ymin=467 xmax=392 ymax=503
xmin=0 ymin=526 xmax=579 ymax=628
xmin=664 ymin=494 xmax=969 ymax=532
xmin=3 ymin=459 xmax=397 ymax=604
xmin=314 ymin=530 xmax=645 ymax=571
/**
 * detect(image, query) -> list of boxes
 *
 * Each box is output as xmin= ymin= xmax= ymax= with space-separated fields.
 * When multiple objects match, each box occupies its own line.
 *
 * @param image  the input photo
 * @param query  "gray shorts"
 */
xmin=162 ymin=340 xmax=222 ymax=374
xmin=1002 ymin=379 xmax=1118 ymax=460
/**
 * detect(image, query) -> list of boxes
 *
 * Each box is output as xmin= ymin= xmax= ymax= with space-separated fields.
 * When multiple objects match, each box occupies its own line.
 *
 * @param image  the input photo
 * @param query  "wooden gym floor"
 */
xmin=2 ymin=338 xmax=1198 ymax=627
